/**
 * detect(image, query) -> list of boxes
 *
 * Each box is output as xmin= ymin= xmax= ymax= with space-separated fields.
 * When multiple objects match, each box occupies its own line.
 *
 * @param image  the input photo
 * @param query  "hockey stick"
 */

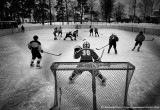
xmin=96 ymin=44 xmax=109 ymax=50
xmin=77 ymin=36 xmax=86 ymax=41
xmin=100 ymin=49 xmax=105 ymax=59
xmin=59 ymin=35 xmax=63 ymax=40
xmin=144 ymin=38 xmax=154 ymax=41
xmin=43 ymin=51 xmax=62 ymax=56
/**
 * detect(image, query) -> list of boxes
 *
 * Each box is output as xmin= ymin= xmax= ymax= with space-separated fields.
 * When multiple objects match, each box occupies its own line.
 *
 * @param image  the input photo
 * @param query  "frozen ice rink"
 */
xmin=0 ymin=27 xmax=160 ymax=110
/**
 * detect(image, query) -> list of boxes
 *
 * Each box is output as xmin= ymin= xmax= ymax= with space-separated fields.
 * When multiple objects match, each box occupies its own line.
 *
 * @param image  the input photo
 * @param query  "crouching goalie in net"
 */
xmin=69 ymin=41 xmax=106 ymax=86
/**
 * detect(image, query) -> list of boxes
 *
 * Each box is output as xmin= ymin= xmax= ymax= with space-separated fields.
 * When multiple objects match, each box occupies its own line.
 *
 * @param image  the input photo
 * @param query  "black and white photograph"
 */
xmin=0 ymin=0 xmax=160 ymax=110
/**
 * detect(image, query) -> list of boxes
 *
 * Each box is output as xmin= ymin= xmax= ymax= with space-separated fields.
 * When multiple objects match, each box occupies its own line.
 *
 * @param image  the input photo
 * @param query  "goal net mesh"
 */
xmin=50 ymin=62 xmax=135 ymax=110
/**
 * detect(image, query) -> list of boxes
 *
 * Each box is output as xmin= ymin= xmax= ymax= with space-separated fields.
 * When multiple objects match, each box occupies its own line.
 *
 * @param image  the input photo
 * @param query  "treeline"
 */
xmin=0 ymin=0 xmax=159 ymax=24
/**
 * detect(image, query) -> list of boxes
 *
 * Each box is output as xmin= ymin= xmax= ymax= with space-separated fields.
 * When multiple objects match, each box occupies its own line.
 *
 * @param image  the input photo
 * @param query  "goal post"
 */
xmin=50 ymin=62 xmax=135 ymax=110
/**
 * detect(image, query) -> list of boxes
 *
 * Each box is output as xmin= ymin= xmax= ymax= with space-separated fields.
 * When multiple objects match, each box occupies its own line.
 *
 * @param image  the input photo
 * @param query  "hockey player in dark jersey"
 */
xmin=89 ymin=25 xmax=93 ymax=37
xmin=64 ymin=31 xmax=73 ymax=41
xmin=132 ymin=31 xmax=145 ymax=51
xmin=72 ymin=30 xmax=78 ymax=40
xmin=58 ymin=27 xmax=62 ymax=38
xmin=108 ymin=33 xmax=119 ymax=54
xmin=53 ymin=27 xmax=58 ymax=40
xmin=69 ymin=41 xmax=106 ymax=86
xmin=94 ymin=27 xmax=99 ymax=37
xmin=28 ymin=35 xmax=43 ymax=68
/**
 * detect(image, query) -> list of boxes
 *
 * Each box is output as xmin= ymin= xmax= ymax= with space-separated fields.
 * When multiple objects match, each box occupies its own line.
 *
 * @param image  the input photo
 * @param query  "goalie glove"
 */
xmin=40 ymin=50 xmax=44 ymax=53
xmin=74 ymin=45 xmax=82 ymax=59
xmin=74 ymin=45 xmax=82 ymax=53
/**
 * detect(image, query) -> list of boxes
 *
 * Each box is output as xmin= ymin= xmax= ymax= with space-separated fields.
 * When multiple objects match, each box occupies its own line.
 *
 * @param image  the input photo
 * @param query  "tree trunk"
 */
xmin=65 ymin=0 xmax=69 ymax=25
xmin=80 ymin=0 xmax=84 ymax=24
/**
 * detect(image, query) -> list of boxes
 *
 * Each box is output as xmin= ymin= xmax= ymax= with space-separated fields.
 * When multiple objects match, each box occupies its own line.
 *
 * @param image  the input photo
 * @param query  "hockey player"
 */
xmin=132 ymin=31 xmax=145 ymax=51
xmin=58 ymin=27 xmax=62 ymax=38
xmin=69 ymin=41 xmax=106 ymax=86
xmin=53 ymin=27 xmax=58 ymax=40
xmin=28 ymin=35 xmax=43 ymax=68
xmin=94 ymin=27 xmax=99 ymax=37
xmin=89 ymin=25 xmax=93 ymax=37
xmin=72 ymin=30 xmax=78 ymax=40
xmin=21 ymin=25 xmax=25 ymax=32
xmin=108 ymin=33 xmax=119 ymax=54
xmin=64 ymin=31 xmax=73 ymax=41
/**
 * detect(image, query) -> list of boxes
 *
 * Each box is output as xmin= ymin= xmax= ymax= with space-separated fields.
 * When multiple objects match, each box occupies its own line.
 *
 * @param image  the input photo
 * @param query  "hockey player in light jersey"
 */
xmin=28 ymin=35 xmax=43 ymax=68
xmin=69 ymin=41 xmax=106 ymax=86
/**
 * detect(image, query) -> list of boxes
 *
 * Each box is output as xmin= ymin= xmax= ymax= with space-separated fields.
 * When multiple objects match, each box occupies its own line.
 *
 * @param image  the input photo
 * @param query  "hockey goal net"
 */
xmin=50 ymin=62 xmax=135 ymax=110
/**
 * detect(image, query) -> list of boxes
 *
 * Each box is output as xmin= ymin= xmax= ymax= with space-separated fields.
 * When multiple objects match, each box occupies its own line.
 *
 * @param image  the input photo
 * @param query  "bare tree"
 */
xmin=113 ymin=2 xmax=125 ymax=23
xmin=128 ymin=0 xmax=137 ymax=22
xmin=87 ymin=0 xmax=97 ymax=24
xmin=100 ymin=0 xmax=115 ymax=23
xmin=69 ymin=0 xmax=78 ymax=23
xmin=137 ymin=0 xmax=154 ymax=21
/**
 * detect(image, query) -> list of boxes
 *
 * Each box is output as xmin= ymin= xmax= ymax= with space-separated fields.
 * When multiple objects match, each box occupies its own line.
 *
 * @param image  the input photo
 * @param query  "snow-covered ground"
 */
xmin=0 ymin=27 xmax=160 ymax=109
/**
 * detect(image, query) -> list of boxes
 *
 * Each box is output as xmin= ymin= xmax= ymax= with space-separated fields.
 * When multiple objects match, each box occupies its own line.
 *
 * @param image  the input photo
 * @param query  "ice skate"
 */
xmin=115 ymin=50 xmax=117 ymax=54
xmin=101 ymin=79 xmax=106 ymax=86
xmin=30 ymin=63 xmax=34 ymax=68
xmin=137 ymin=47 xmax=140 ymax=52
xmin=36 ymin=64 xmax=42 ymax=69
xmin=69 ymin=77 xmax=74 ymax=84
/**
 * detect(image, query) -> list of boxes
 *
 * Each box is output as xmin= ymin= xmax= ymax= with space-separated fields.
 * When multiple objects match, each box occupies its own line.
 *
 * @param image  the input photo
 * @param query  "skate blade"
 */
xmin=101 ymin=83 xmax=106 ymax=86
xmin=36 ymin=66 xmax=42 ymax=69
xmin=68 ymin=80 xmax=74 ymax=84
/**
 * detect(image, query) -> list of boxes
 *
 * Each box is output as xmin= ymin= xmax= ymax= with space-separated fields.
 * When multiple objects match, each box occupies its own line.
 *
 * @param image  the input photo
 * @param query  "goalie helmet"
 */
xmin=83 ymin=41 xmax=90 ymax=48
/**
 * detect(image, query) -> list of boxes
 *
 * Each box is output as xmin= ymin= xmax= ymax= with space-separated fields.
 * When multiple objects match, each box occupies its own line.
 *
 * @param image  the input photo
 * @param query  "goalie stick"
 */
xmin=100 ymin=49 xmax=105 ymax=59
xmin=96 ymin=44 xmax=109 ymax=50
xmin=43 ymin=51 xmax=62 ymax=56
xmin=144 ymin=38 xmax=154 ymax=41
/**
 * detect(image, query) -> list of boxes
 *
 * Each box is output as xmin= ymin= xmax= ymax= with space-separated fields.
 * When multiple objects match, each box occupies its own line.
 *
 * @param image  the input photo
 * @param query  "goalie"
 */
xmin=69 ymin=41 xmax=106 ymax=86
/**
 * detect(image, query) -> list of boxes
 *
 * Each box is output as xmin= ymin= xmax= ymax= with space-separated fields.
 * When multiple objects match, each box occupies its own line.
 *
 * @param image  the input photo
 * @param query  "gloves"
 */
xmin=41 ymin=50 xmax=44 ymax=53
xmin=28 ymin=43 xmax=32 ymax=50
